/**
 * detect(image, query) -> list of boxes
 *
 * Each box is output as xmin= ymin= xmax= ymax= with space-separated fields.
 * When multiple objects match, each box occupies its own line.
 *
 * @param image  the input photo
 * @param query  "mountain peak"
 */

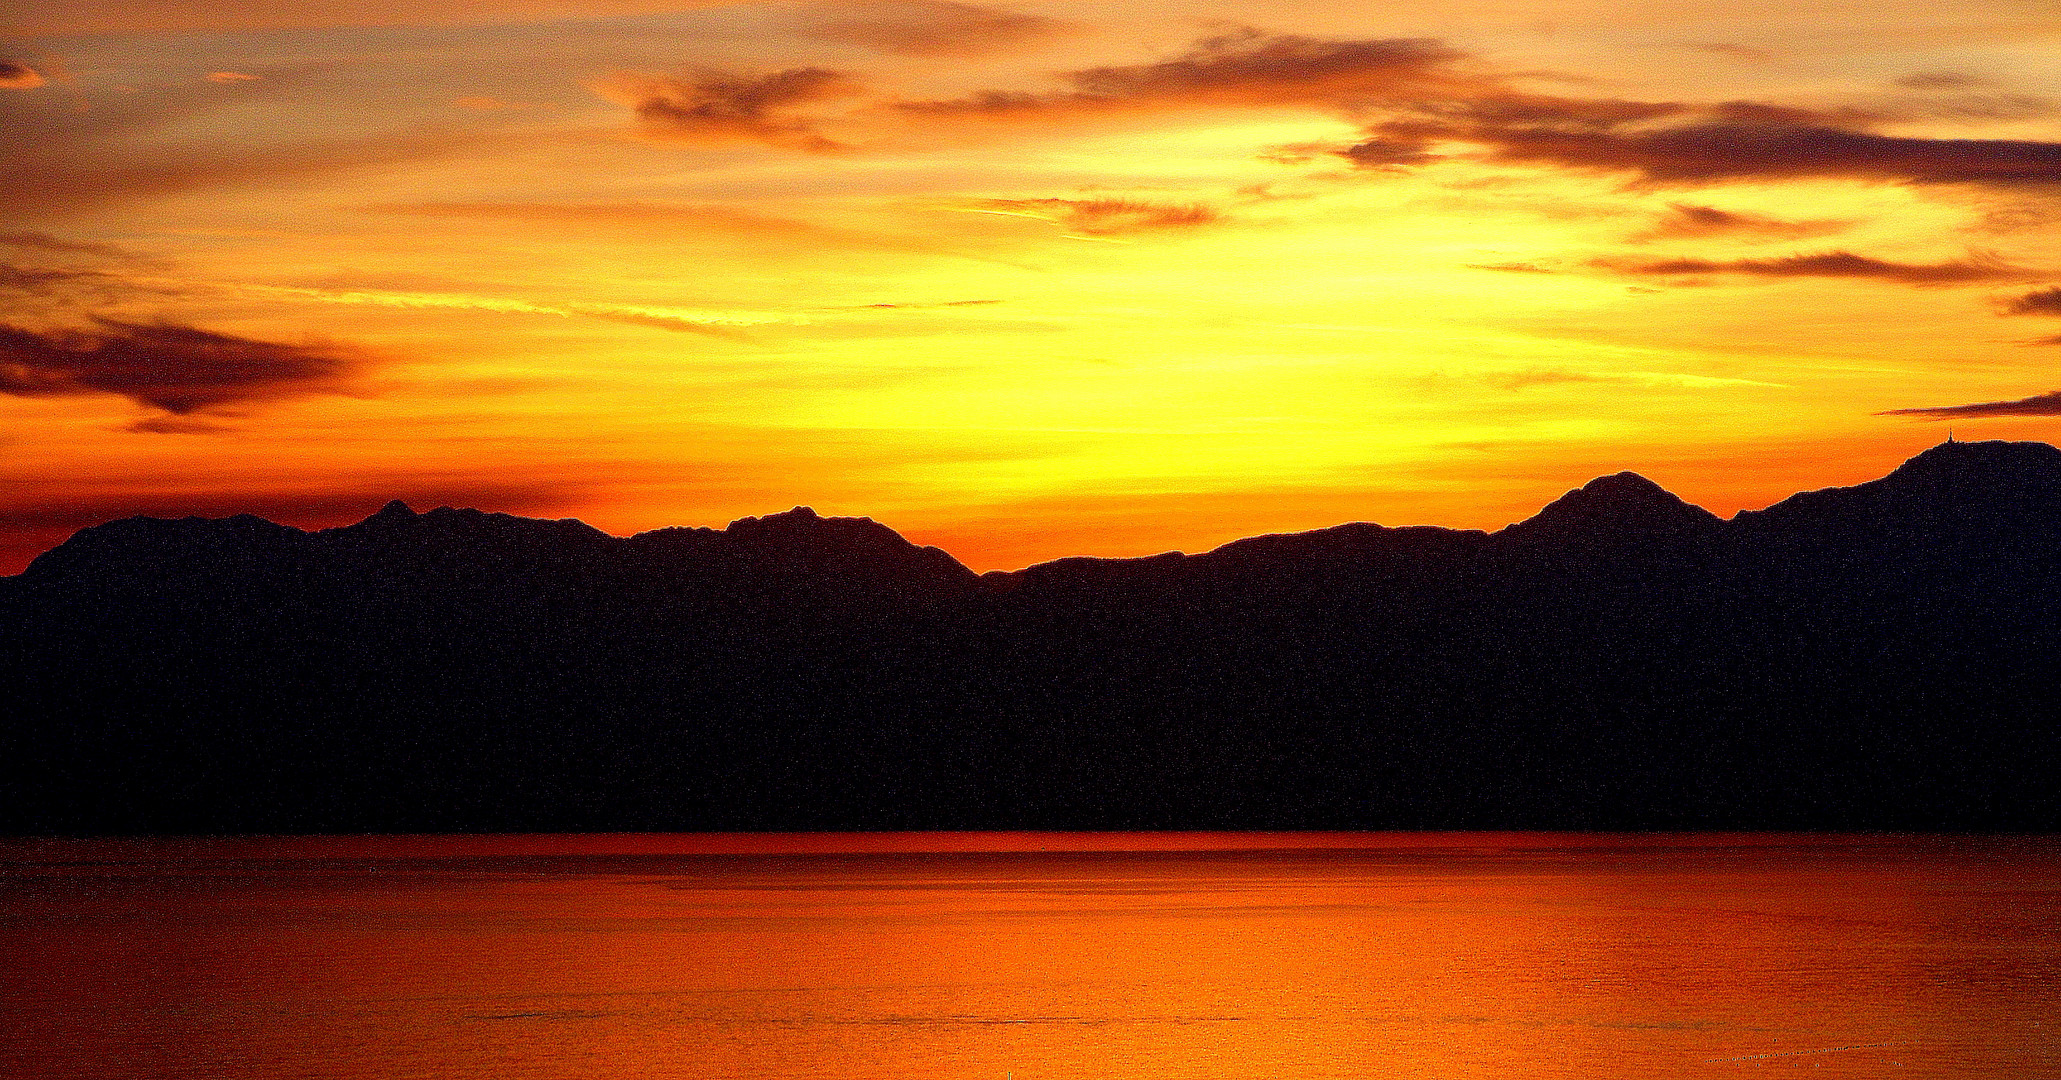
xmin=1731 ymin=438 xmax=2061 ymax=537
xmin=1504 ymin=471 xmax=1719 ymax=539
xmin=1582 ymin=471 xmax=1669 ymax=497
xmin=364 ymin=499 xmax=417 ymax=525
xmin=1887 ymin=438 xmax=2061 ymax=483
xmin=728 ymin=506 xmax=850 ymax=534
xmin=715 ymin=505 xmax=977 ymax=588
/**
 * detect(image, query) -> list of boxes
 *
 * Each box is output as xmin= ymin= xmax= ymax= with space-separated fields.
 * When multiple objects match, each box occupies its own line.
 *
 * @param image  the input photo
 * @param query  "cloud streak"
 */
xmin=374 ymin=200 xmax=1041 ymax=268
xmin=1599 ymin=250 xmax=2039 ymax=285
xmin=585 ymin=28 xmax=2061 ymax=202
xmin=896 ymin=30 xmax=1468 ymax=119
xmin=959 ymin=197 xmax=1219 ymax=236
xmin=798 ymin=1 xmax=1073 ymax=57
xmin=1629 ymin=203 xmax=1852 ymax=242
xmin=0 ymin=231 xmax=139 ymax=259
xmin=2002 ymin=286 xmax=2061 ymax=316
xmin=0 ymin=318 xmax=359 ymax=414
xmin=236 ymin=283 xmax=805 ymax=335
xmin=1357 ymin=112 xmax=2061 ymax=189
xmin=596 ymin=67 xmax=863 ymax=152
xmin=1880 ymin=390 xmax=2061 ymax=418
xmin=0 ymin=123 xmax=500 ymax=216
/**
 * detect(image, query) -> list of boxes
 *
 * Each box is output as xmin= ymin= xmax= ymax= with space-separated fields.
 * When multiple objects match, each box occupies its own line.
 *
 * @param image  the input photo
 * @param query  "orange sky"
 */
xmin=5 ymin=0 xmax=2061 ymax=572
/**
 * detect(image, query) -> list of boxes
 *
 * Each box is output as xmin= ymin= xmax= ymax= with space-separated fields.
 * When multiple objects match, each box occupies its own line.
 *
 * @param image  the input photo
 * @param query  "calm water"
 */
xmin=2 ymin=833 xmax=2057 ymax=1079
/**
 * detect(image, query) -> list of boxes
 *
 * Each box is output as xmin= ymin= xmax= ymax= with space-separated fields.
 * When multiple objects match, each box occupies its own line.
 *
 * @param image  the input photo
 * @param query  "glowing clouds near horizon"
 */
xmin=2 ymin=0 xmax=2061 ymax=573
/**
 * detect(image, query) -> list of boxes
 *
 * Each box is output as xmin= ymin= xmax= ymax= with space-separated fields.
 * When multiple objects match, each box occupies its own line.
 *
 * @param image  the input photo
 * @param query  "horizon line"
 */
xmin=9 ymin=436 xmax=2032 ymax=578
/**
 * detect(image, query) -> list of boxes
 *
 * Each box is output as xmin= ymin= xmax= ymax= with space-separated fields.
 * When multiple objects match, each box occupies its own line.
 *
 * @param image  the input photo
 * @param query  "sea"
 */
xmin=2 ymin=833 xmax=2056 ymax=1079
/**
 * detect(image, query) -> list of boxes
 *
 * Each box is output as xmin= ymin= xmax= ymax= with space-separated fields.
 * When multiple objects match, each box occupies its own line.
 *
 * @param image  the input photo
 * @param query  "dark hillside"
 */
xmin=4 ymin=440 xmax=2057 ymax=833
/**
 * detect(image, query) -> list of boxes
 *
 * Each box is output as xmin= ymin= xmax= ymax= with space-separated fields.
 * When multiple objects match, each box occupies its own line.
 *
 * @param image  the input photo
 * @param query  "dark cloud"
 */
xmin=2002 ymin=286 xmax=2061 ymax=315
xmin=597 ymin=67 xmax=862 ymax=152
xmin=0 ymin=318 xmax=359 ymax=415
xmin=875 ymin=30 xmax=2061 ymax=194
xmin=1629 ymin=202 xmax=1852 ymax=242
xmin=578 ymin=28 xmax=2061 ymax=206
xmin=897 ymin=30 xmax=1467 ymax=117
xmin=0 ymin=61 xmax=45 ymax=90
xmin=1880 ymin=390 xmax=2061 ymax=418
xmin=1048 ymin=41 xmax=2046 ymax=191
xmin=969 ymin=197 xmax=1219 ymax=234
xmin=798 ymin=1 xmax=1073 ymax=57
xmin=1600 ymin=250 xmax=2036 ymax=285
xmin=124 ymin=414 xmax=236 ymax=434
xmin=1066 ymin=31 xmax=1460 ymax=102
xmin=1333 ymin=137 xmax=1446 ymax=169
xmin=1367 ymin=117 xmax=2061 ymax=188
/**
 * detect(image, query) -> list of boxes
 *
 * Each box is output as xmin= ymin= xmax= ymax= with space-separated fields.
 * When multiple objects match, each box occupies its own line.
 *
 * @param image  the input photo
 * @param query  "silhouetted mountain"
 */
xmin=1502 ymin=471 xmax=1722 ymax=543
xmin=4 ymin=439 xmax=2058 ymax=833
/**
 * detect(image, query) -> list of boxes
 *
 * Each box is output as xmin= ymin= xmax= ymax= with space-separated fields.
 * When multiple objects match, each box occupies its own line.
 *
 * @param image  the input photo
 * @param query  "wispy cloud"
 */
xmin=957 ymin=197 xmax=1219 ymax=236
xmin=0 ymin=122 xmax=500 ymax=216
xmin=894 ymin=30 xmax=1468 ymax=118
xmin=594 ymin=67 xmax=863 ymax=152
xmin=1361 ymin=110 xmax=2061 ymax=189
xmin=0 ymin=231 xmax=139 ymax=259
xmin=1880 ymin=389 xmax=2061 ymax=418
xmin=236 ymin=283 xmax=806 ymax=335
xmin=1495 ymin=368 xmax=1786 ymax=390
xmin=373 ymin=200 xmax=1039 ymax=267
xmin=1628 ymin=203 xmax=1852 ymax=243
xmin=1679 ymin=43 xmax=1772 ymax=62
xmin=1598 ymin=250 xmax=2039 ymax=285
xmin=580 ymin=27 xmax=2061 ymax=201
xmin=1895 ymin=72 xmax=1988 ymax=90
xmin=796 ymin=1 xmax=1074 ymax=57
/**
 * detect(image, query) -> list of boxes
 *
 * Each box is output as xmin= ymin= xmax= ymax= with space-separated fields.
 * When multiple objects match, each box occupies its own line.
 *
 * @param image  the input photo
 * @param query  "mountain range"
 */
xmin=5 ymin=438 xmax=2059 ymax=833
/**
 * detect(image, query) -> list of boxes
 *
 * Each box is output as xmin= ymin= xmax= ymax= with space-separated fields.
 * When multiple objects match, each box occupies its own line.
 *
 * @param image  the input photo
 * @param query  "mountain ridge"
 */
xmin=17 ymin=439 xmax=2043 ymax=585
xmin=4 ymin=438 xmax=2059 ymax=834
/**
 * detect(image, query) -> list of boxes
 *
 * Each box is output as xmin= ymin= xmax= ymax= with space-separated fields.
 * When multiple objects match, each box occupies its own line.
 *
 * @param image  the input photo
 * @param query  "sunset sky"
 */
xmin=5 ymin=0 xmax=2060 ymax=572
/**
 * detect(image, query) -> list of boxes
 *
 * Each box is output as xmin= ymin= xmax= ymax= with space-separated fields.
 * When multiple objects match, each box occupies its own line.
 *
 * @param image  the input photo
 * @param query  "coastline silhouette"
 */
xmin=5 ymin=438 xmax=2059 ymax=833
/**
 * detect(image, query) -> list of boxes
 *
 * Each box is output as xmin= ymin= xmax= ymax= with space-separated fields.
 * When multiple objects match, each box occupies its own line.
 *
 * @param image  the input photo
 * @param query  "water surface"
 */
xmin=2 ymin=833 xmax=2056 ymax=1078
